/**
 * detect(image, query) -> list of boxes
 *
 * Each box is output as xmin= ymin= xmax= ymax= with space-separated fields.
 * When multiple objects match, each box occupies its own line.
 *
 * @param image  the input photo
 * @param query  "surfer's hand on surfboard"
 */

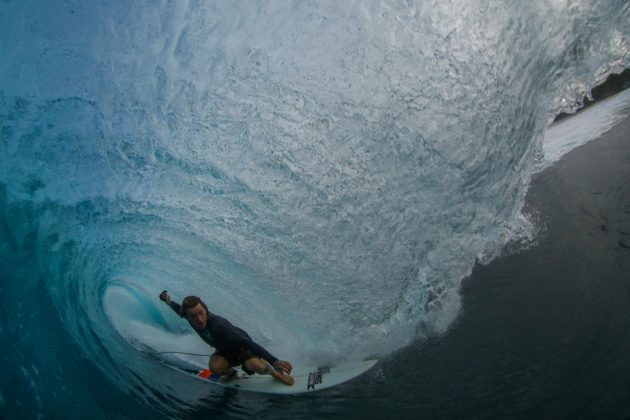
xmin=273 ymin=360 xmax=293 ymax=374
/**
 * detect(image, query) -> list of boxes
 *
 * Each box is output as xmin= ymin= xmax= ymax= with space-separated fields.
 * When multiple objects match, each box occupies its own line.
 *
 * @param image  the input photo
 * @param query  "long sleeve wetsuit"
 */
xmin=169 ymin=301 xmax=278 ymax=365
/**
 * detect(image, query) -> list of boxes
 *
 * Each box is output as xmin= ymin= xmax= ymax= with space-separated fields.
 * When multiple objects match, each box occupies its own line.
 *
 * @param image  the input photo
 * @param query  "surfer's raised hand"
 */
xmin=159 ymin=290 xmax=171 ymax=305
xmin=273 ymin=360 xmax=293 ymax=375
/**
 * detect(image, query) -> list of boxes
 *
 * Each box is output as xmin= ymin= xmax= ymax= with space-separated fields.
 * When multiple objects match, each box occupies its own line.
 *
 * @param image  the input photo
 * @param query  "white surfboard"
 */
xmin=170 ymin=359 xmax=378 ymax=395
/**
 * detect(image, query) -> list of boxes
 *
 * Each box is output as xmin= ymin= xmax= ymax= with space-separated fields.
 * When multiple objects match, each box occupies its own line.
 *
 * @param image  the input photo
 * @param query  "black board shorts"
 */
xmin=213 ymin=348 xmax=259 ymax=375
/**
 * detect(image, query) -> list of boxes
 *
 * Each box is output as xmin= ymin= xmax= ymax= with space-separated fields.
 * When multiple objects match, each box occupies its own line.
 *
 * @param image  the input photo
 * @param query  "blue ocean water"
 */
xmin=1 ymin=1 xmax=629 ymax=418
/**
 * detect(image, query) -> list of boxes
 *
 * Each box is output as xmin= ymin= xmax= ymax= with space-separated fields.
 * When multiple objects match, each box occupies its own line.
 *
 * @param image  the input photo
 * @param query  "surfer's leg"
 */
xmin=209 ymin=354 xmax=236 ymax=378
xmin=243 ymin=357 xmax=294 ymax=386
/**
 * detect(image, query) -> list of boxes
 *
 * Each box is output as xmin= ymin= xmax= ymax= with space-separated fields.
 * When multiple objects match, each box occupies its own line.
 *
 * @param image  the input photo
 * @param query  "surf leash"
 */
xmin=142 ymin=350 xmax=213 ymax=358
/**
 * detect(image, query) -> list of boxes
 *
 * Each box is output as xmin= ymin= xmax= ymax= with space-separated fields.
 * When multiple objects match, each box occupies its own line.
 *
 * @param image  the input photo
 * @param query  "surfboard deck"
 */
xmin=169 ymin=359 xmax=378 ymax=395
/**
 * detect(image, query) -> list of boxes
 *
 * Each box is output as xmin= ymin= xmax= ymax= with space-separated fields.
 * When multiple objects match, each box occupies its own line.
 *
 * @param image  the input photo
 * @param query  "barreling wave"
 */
xmin=1 ymin=0 xmax=629 ymax=414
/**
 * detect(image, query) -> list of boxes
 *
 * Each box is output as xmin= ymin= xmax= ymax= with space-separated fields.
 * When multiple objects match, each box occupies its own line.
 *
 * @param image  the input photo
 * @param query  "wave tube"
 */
xmin=1 ymin=0 xmax=629 ymax=415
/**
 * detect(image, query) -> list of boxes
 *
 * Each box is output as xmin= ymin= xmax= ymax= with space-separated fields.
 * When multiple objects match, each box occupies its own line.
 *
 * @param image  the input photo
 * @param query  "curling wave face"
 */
xmin=1 ymin=0 xmax=629 ymax=414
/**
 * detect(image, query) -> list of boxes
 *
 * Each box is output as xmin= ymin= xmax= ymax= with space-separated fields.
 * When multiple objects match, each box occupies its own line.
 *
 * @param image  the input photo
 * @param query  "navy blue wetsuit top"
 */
xmin=169 ymin=301 xmax=278 ymax=365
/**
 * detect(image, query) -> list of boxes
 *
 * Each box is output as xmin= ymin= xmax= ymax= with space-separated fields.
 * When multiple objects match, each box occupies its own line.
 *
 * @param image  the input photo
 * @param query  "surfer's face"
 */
xmin=186 ymin=303 xmax=208 ymax=329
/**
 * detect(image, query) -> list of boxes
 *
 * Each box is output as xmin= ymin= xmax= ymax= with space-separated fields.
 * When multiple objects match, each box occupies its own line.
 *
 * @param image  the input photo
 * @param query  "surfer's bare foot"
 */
xmin=271 ymin=370 xmax=294 ymax=385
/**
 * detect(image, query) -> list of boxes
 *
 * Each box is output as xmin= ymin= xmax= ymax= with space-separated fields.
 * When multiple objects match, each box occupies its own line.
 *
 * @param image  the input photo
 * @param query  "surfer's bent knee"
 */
xmin=209 ymin=354 xmax=230 ymax=374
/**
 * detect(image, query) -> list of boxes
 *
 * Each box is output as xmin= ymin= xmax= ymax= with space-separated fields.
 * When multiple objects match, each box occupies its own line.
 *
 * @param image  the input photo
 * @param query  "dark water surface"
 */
xmin=377 ymin=114 xmax=630 ymax=420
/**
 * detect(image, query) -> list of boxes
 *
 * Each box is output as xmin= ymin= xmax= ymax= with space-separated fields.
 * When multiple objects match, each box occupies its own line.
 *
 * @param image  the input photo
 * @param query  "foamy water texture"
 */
xmin=1 ymin=0 xmax=629 ymax=415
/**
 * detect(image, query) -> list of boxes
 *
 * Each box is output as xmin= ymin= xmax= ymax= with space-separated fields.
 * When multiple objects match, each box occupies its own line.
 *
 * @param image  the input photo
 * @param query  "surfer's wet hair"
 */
xmin=180 ymin=296 xmax=209 ymax=318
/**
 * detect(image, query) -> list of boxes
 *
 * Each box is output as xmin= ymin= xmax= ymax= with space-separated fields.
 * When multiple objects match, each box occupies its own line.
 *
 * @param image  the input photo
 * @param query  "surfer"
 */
xmin=159 ymin=291 xmax=294 ymax=385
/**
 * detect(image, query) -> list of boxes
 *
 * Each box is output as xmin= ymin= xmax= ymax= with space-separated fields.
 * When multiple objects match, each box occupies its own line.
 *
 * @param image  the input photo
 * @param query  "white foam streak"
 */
xmin=540 ymin=88 xmax=630 ymax=172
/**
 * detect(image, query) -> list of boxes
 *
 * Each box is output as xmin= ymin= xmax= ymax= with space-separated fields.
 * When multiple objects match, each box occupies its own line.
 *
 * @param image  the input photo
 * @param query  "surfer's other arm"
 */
xmin=211 ymin=316 xmax=279 ymax=366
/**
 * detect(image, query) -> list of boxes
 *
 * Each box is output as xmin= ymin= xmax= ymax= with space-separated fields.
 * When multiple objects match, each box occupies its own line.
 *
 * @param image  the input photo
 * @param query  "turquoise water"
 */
xmin=1 ymin=1 xmax=629 ymax=418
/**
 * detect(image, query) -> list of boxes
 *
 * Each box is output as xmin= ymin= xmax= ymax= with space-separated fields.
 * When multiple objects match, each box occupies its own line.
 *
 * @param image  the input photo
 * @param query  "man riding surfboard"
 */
xmin=159 ymin=291 xmax=294 ymax=385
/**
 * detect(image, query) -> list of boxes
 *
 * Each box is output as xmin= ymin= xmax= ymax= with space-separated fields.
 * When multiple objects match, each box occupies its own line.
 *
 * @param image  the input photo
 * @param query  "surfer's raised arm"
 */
xmin=159 ymin=290 xmax=183 ymax=316
xmin=158 ymin=291 xmax=294 ymax=385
